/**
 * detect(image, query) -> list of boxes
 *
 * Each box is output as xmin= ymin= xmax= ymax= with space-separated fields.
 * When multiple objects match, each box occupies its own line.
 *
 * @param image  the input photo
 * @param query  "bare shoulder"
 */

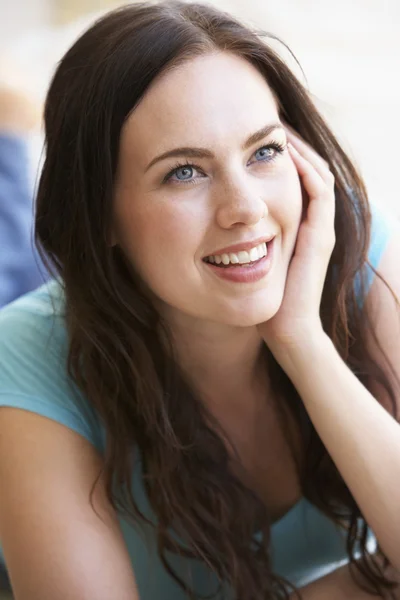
xmin=0 ymin=408 xmax=139 ymax=600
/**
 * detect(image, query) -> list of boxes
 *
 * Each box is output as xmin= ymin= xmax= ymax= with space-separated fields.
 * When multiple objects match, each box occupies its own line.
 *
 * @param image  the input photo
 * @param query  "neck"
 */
xmin=163 ymin=315 xmax=269 ymax=410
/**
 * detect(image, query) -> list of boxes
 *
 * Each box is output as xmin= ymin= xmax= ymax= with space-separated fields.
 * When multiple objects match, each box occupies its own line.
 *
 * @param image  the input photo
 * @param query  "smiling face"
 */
xmin=113 ymin=52 xmax=303 ymax=330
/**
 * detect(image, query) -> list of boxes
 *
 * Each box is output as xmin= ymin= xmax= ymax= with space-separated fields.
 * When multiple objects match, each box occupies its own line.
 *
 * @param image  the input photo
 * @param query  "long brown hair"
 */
xmin=35 ymin=2 xmax=398 ymax=598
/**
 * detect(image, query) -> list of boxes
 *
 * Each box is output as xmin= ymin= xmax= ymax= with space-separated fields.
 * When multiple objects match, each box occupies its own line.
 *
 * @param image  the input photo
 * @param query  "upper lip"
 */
xmin=204 ymin=235 xmax=275 ymax=258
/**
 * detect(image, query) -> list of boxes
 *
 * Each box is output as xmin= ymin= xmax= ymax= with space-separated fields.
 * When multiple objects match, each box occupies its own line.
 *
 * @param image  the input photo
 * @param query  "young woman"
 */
xmin=0 ymin=2 xmax=399 ymax=599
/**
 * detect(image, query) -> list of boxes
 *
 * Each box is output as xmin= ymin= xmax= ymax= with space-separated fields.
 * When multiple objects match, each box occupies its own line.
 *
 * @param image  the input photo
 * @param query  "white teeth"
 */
xmin=206 ymin=242 xmax=268 ymax=266
xmin=237 ymin=251 xmax=249 ymax=264
xmin=249 ymin=247 xmax=259 ymax=262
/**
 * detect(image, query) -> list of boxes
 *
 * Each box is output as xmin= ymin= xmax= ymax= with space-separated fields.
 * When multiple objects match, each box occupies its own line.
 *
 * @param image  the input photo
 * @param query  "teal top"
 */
xmin=0 ymin=205 xmax=391 ymax=598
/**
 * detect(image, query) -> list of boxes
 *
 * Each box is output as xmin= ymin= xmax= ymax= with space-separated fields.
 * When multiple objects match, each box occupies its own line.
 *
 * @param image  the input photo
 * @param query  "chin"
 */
xmin=217 ymin=295 xmax=283 ymax=328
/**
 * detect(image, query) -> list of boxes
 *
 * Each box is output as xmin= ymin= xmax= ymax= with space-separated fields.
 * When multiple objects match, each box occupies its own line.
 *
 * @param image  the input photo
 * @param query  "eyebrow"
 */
xmin=144 ymin=122 xmax=284 ymax=172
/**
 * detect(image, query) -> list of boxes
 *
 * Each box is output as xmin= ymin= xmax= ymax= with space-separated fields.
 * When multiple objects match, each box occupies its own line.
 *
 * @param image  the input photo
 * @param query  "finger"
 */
xmin=289 ymin=143 xmax=335 ymax=221
xmin=289 ymin=144 xmax=335 ymax=249
xmin=288 ymin=143 xmax=326 ymax=199
xmin=288 ymin=140 xmax=335 ymax=201
xmin=285 ymin=128 xmax=329 ymax=170
xmin=287 ymin=131 xmax=331 ymax=180
xmin=286 ymin=129 xmax=333 ymax=186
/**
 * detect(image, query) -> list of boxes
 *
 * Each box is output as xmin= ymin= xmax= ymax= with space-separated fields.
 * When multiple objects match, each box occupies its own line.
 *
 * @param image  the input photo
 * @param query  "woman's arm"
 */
xmin=278 ymin=234 xmax=400 ymax=573
xmin=291 ymin=562 xmax=400 ymax=599
xmin=291 ymin=565 xmax=367 ymax=600
xmin=258 ymin=132 xmax=400 ymax=572
xmin=0 ymin=408 xmax=140 ymax=600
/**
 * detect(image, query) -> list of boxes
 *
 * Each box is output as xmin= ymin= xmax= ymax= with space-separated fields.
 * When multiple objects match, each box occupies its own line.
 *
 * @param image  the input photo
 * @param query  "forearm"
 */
xmin=290 ymin=566 xmax=368 ymax=600
xmin=281 ymin=333 xmax=400 ymax=570
xmin=290 ymin=562 xmax=400 ymax=600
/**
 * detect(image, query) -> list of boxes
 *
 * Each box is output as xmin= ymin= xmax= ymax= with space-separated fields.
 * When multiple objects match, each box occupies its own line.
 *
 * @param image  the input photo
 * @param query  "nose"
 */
xmin=214 ymin=172 xmax=268 ymax=229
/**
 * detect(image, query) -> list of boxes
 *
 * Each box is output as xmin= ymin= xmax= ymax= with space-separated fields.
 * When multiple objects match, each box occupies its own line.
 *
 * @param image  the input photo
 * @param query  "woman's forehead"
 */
xmin=121 ymin=52 xmax=280 ymax=159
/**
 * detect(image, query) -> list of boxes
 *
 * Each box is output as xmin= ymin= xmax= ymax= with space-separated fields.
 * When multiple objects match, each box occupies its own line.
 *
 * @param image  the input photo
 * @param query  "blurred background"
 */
xmin=0 ymin=0 xmax=399 ymax=215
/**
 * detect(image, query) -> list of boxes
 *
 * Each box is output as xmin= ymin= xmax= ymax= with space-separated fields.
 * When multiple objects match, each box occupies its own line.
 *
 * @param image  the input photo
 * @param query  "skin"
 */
xmin=113 ymin=51 xmax=303 ymax=404
xmin=1 ymin=47 xmax=400 ymax=600
xmin=114 ymin=48 xmax=400 ymax=593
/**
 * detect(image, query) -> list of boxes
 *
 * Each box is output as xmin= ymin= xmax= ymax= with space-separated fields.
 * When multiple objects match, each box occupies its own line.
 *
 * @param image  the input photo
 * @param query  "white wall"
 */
xmin=228 ymin=0 xmax=400 ymax=217
xmin=0 ymin=0 xmax=52 ymax=48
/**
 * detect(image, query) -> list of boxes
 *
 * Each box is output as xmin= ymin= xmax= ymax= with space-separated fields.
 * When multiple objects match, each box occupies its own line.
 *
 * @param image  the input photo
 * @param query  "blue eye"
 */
xmin=163 ymin=162 xmax=204 ymax=185
xmin=255 ymin=147 xmax=274 ymax=161
xmin=175 ymin=166 xmax=194 ymax=180
xmin=162 ymin=141 xmax=286 ymax=185
xmin=253 ymin=143 xmax=286 ymax=163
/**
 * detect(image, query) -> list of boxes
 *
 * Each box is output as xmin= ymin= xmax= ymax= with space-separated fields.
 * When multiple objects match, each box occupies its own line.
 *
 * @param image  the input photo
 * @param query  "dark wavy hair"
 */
xmin=35 ymin=2 xmax=399 ymax=598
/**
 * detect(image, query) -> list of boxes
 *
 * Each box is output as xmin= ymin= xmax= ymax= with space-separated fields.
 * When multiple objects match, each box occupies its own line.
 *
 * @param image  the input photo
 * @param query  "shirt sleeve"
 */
xmin=0 ymin=133 xmax=46 ymax=308
xmin=355 ymin=202 xmax=393 ymax=302
xmin=366 ymin=203 xmax=393 ymax=286
xmin=0 ymin=289 xmax=104 ymax=453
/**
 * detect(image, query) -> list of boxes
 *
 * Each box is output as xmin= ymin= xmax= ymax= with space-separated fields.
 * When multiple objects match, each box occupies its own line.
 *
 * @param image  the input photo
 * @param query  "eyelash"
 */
xmin=162 ymin=141 xmax=287 ymax=185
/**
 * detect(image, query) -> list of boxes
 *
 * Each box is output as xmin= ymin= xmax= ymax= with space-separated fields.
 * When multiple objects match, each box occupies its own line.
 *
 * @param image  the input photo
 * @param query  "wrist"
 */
xmin=272 ymin=328 xmax=334 ymax=379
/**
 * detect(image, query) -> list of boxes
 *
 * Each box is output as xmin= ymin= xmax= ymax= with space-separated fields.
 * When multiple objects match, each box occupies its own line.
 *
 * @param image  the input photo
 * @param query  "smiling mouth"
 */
xmin=203 ymin=240 xmax=272 ymax=268
xmin=206 ymin=255 xmax=267 ymax=268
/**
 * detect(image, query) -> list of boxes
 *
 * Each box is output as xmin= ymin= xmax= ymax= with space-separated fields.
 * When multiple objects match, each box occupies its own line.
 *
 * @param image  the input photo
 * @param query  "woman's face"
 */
xmin=114 ymin=52 xmax=303 ymax=328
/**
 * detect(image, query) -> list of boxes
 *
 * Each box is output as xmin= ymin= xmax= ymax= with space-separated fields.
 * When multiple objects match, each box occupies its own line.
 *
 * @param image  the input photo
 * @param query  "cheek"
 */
xmin=115 ymin=200 xmax=203 ymax=275
xmin=272 ymin=163 xmax=303 ymax=231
